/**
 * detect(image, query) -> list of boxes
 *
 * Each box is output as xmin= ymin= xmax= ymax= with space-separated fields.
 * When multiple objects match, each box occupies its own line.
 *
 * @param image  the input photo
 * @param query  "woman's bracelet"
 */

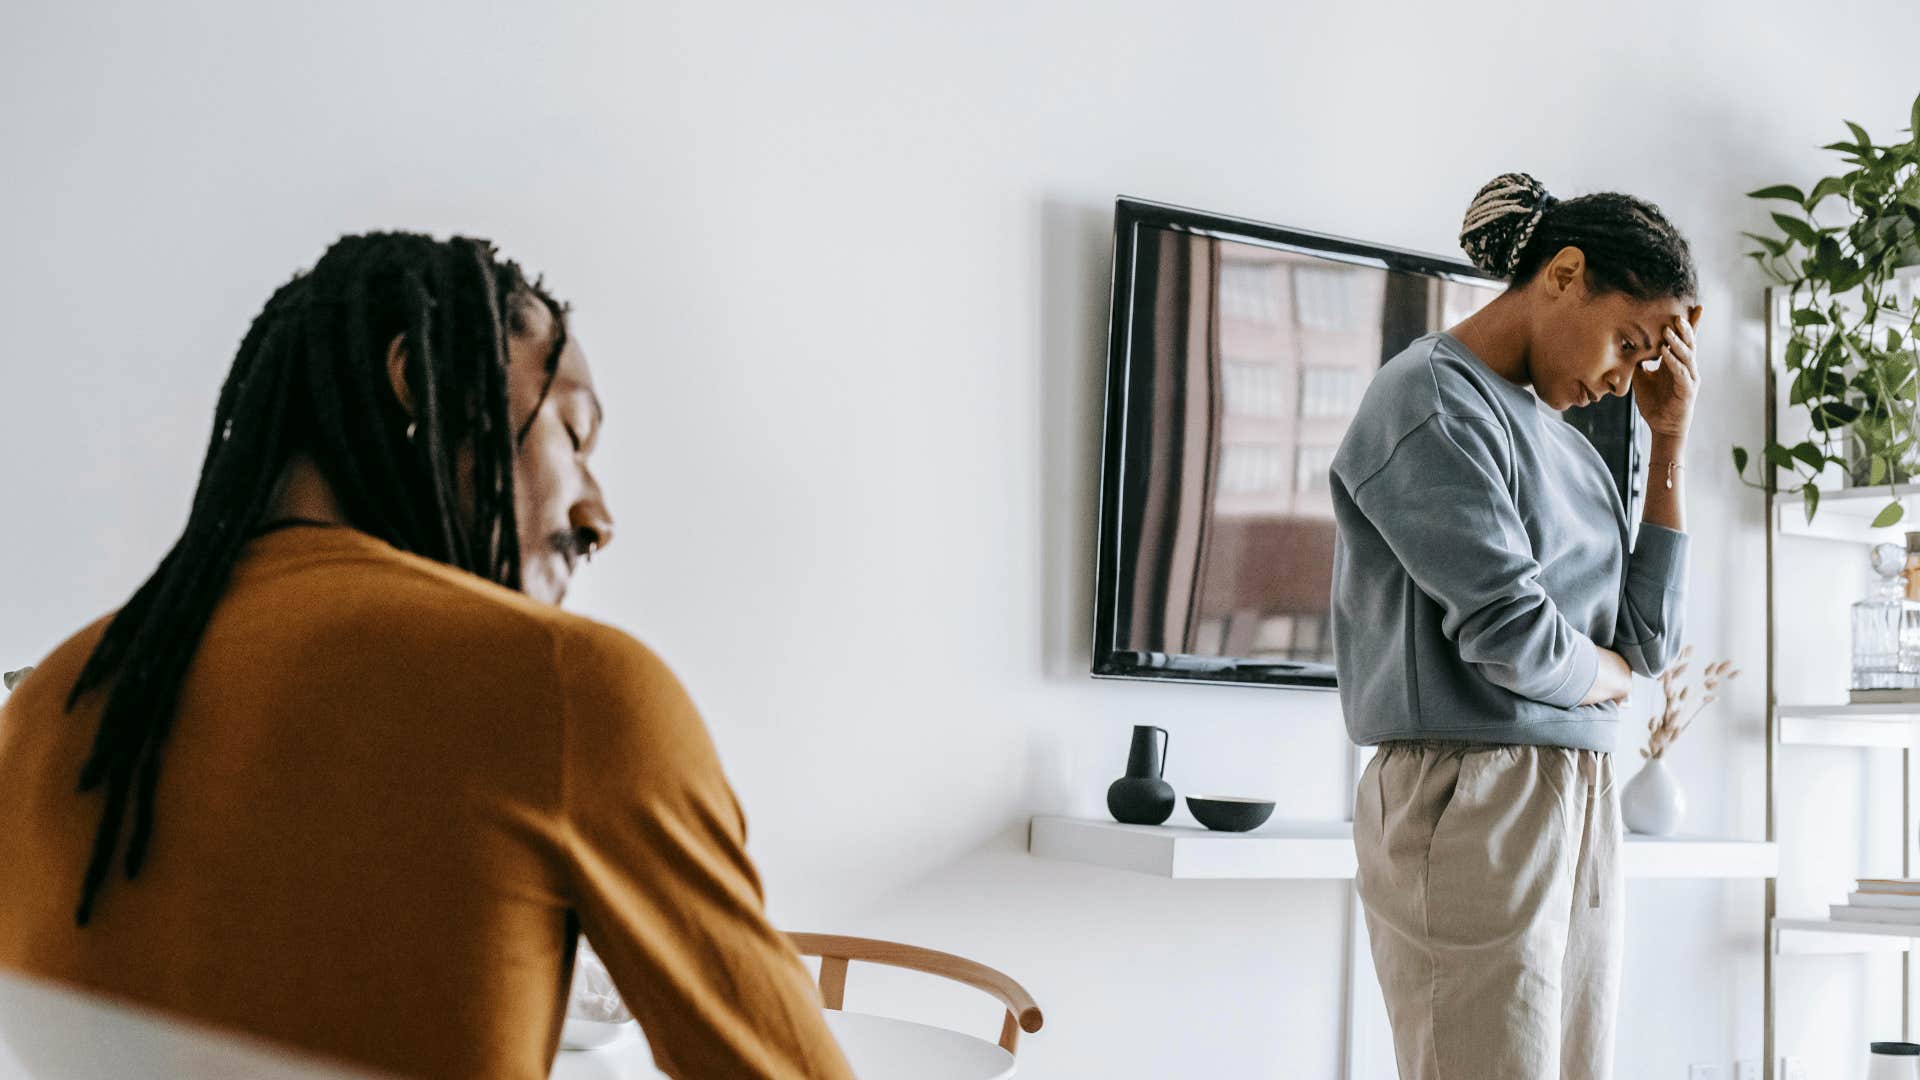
xmin=1649 ymin=459 xmax=1684 ymax=489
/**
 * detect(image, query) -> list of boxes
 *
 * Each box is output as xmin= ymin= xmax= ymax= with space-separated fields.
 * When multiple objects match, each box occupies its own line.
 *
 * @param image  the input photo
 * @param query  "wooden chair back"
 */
xmin=785 ymin=933 xmax=1044 ymax=1055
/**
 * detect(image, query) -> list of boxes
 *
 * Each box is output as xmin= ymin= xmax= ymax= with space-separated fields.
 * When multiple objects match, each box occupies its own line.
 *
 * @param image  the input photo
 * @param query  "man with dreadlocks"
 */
xmin=0 ymin=233 xmax=854 ymax=1079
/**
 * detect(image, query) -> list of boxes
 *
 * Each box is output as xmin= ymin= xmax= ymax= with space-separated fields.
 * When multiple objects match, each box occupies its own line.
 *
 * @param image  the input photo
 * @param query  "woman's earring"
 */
xmin=405 ymin=420 xmax=418 ymax=442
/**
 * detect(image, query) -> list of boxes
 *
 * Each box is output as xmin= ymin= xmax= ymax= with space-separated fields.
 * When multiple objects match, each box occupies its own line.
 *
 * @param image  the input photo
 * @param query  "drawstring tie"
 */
xmin=1579 ymin=751 xmax=1601 ymax=909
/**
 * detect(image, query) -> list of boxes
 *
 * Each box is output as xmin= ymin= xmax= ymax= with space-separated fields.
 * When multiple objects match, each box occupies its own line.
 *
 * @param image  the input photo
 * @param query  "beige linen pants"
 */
xmin=1354 ymin=741 xmax=1622 ymax=1080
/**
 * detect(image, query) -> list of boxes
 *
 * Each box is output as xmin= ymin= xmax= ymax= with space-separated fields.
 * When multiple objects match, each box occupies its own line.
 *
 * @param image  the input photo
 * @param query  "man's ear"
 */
xmin=385 ymin=334 xmax=416 ymax=420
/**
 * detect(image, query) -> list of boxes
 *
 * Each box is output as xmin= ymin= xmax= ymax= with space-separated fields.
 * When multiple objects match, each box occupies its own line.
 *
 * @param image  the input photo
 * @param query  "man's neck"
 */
xmin=266 ymin=456 xmax=350 ymax=526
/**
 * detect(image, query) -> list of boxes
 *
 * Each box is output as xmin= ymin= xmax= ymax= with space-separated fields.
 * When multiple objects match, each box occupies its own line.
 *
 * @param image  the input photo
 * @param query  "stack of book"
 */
xmin=1850 ymin=688 xmax=1920 ymax=704
xmin=1833 ymin=879 xmax=1920 ymax=925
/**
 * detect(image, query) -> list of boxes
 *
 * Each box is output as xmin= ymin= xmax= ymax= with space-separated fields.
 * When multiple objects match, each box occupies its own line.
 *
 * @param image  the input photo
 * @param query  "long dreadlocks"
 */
xmin=66 ymin=232 xmax=569 ymax=926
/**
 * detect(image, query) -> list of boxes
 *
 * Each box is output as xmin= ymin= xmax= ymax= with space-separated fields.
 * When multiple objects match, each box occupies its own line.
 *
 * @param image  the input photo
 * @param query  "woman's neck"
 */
xmin=1447 ymin=290 xmax=1534 ymax=389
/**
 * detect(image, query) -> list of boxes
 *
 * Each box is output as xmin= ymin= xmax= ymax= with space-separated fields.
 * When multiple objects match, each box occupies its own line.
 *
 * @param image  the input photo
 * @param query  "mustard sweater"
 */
xmin=0 ymin=525 xmax=852 ymax=1079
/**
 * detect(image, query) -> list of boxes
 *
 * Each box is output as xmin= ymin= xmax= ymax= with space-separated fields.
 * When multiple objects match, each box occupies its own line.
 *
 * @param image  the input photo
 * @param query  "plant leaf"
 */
xmin=1788 ymin=367 xmax=1812 ymax=406
xmin=1773 ymin=213 xmax=1820 ymax=248
xmin=1872 ymin=454 xmax=1889 ymax=485
xmin=1874 ymin=501 xmax=1906 ymax=529
xmin=1765 ymin=444 xmax=1797 ymax=471
xmin=1847 ymin=120 xmax=1873 ymax=150
xmin=1732 ymin=446 xmax=1749 ymax=476
xmin=1819 ymin=401 xmax=1863 ymax=424
xmin=1833 ymin=261 xmax=1866 ymax=288
xmin=1808 ymin=175 xmax=1852 ymax=208
xmin=1742 ymin=231 xmax=1789 ymax=257
xmin=1748 ymin=184 xmax=1808 ymax=204
xmin=1911 ymin=90 xmax=1920 ymax=135
xmin=1792 ymin=307 xmax=1828 ymax=326
xmin=1791 ymin=441 xmax=1826 ymax=470
xmin=1805 ymin=484 xmax=1821 ymax=524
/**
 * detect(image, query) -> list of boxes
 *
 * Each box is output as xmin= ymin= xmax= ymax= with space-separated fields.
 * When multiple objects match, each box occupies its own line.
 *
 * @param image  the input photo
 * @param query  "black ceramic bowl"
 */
xmin=1186 ymin=795 xmax=1276 ymax=833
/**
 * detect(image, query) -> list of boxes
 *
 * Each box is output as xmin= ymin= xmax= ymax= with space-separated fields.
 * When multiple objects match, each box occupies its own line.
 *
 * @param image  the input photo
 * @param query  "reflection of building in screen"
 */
xmin=1118 ymin=227 xmax=1498 ymax=667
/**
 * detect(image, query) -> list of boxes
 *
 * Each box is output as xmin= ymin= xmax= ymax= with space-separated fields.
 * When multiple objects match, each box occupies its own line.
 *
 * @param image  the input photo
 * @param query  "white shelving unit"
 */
xmin=1763 ymin=286 xmax=1920 ymax=1077
xmin=1775 ymin=916 xmax=1918 ymax=955
xmin=1778 ymin=703 xmax=1920 ymax=748
xmin=1029 ymin=815 xmax=1778 ymax=881
xmin=1775 ymin=480 xmax=1920 ymax=547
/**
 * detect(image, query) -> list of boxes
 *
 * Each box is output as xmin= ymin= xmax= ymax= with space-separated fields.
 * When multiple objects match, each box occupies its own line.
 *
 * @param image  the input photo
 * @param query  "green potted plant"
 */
xmin=1736 ymin=94 xmax=1920 ymax=527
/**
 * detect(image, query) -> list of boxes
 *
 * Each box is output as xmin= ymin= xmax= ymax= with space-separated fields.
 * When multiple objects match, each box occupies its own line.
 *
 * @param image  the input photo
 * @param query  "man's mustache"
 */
xmin=548 ymin=529 xmax=598 ymax=565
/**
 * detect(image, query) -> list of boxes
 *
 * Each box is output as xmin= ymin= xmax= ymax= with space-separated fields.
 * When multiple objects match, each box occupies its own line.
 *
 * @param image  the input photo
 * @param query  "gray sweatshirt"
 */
xmin=1329 ymin=332 xmax=1688 ymax=752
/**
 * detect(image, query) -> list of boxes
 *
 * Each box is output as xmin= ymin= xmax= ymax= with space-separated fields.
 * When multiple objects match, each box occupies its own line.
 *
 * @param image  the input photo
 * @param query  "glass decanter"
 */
xmin=1852 ymin=540 xmax=1920 ymax=690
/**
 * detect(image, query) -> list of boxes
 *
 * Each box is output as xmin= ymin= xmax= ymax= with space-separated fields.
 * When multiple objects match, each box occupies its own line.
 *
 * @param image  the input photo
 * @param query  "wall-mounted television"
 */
xmin=1091 ymin=197 xmax=1640 ymax=690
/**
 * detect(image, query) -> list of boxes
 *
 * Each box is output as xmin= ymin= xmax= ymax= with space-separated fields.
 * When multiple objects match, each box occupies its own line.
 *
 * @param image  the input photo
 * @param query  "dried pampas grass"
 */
xmin=1643 ymin=646 xmax=1740 ymax=760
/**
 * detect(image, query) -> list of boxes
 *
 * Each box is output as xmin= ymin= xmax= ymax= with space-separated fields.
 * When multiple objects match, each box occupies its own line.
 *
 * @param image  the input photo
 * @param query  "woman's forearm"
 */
xmin=1642 ymin=431 xmax=1687 ymax=534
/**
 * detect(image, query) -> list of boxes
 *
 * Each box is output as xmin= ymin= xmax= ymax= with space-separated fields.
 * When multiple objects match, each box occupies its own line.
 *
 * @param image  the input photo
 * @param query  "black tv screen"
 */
xmin=1091 ymin=198 xmax=1639 ymax=689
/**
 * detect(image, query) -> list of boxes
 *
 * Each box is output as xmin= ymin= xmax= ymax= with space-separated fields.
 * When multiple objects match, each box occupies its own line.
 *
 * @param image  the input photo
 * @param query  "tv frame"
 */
xmin=1090 ymin=196 xmax=1638 ymax=690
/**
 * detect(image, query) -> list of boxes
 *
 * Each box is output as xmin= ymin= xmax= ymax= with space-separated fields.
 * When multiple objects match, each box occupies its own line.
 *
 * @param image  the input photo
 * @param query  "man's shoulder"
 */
xmin=291 ymin=544 xmax=571 ymax=650
xmin=224 ymin=535 xmax=650 ymax=692
xmin=546 ymin=613 xmax=681 ymax=703
xmin=345 ymin=560 xmax=667 ymax=688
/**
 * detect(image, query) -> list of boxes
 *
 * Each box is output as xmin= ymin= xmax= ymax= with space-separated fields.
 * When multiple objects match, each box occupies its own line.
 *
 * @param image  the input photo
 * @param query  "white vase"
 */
xmin=1621 ymin=757 xmax=1686 ymax=836
xmin=1868 ymin=1041 xmax=1920 ymax=1080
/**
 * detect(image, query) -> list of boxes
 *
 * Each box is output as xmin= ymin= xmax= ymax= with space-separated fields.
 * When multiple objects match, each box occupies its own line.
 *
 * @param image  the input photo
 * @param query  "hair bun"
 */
xmin=1460 ymin=172 xmax=1554 ymax=278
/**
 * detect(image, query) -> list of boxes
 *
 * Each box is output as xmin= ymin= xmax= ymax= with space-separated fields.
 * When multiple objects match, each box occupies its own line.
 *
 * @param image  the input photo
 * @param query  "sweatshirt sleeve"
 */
xmin=1347 ymin=412 xmax=1599 ymax=708
xmin=555 ymin=625 xmax=854 ymax=1080
xmin=1613 ymin=522 xmax=1689 ymax=677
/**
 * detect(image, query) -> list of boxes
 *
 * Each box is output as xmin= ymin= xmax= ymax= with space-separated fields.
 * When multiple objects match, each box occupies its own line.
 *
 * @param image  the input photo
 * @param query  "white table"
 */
xmin=549 ymin=1011 xmax=1015 ymax=1080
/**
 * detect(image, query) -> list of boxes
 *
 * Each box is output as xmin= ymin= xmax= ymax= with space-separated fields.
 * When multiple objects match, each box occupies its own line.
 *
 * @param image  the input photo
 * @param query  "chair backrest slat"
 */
xmin=786 ymin=932 xmax=1044 ymax=1058
xmin=817 ymin=956 xmax=849 ymax=1011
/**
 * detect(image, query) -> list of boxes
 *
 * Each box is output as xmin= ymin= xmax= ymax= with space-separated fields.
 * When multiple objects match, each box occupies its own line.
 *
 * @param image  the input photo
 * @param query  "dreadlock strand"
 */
xmin=404 ymin=268 xmax=465 ymax=570
xmin=73 ymin=754 xmax=137 ymax=926
xmin=122 ymin=326 xmax=300 ymax=879
xmin=328 ymin=269 xmax=413 ymax=548
xmin=63 ymin=288 xmax=294 ymax=716
xmin=464 ymin=240 xmax=514 ymax=583
xmin=80 ymin=312 xmax=297 ymax=893
xmin=75 ymin=315 xmax=286 ymax=903
xmin=72 ymin=301 xmax=301 ymax=921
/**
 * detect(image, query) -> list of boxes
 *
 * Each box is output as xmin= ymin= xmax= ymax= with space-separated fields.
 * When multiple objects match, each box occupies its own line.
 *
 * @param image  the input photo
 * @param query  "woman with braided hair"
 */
xmin=1330 ymin=173 xmax=1701 ymax=1079
xmin=0 ymin=233 xmax=853 ymax=1079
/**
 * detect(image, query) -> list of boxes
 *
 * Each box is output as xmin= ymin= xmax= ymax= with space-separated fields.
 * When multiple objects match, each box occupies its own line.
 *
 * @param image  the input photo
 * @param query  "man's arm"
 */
xmin=555 ymin=625 xmax=853 ymax=1080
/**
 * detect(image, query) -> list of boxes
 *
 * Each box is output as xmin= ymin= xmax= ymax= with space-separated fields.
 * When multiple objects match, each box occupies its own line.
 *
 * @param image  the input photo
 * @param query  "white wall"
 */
xmin=4 ymin=1 xmax=1918 ymax=1076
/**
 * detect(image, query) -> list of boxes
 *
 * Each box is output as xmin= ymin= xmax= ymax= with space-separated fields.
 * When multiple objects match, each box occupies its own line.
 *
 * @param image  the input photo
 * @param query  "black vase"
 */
xmin=1107 ymin=725 xmax=1174 ymax=826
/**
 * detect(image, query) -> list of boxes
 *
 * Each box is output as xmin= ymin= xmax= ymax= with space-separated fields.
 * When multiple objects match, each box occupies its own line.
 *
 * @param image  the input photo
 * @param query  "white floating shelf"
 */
xmin=1625 ymin=836 xmax=1783 ymax=879
xmin=1030 ymin=816 xmax=1356 ymax=879
xmin=1775 ymin=916 xmax=1919 ymax=954
xmin=1778 ymin=703 xmax=1920 ymax=748
xmin=1028 ymin=816 xmax=1777 ymax=881
xmin=1775 ymin=481 xmax=1920 ymax=545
